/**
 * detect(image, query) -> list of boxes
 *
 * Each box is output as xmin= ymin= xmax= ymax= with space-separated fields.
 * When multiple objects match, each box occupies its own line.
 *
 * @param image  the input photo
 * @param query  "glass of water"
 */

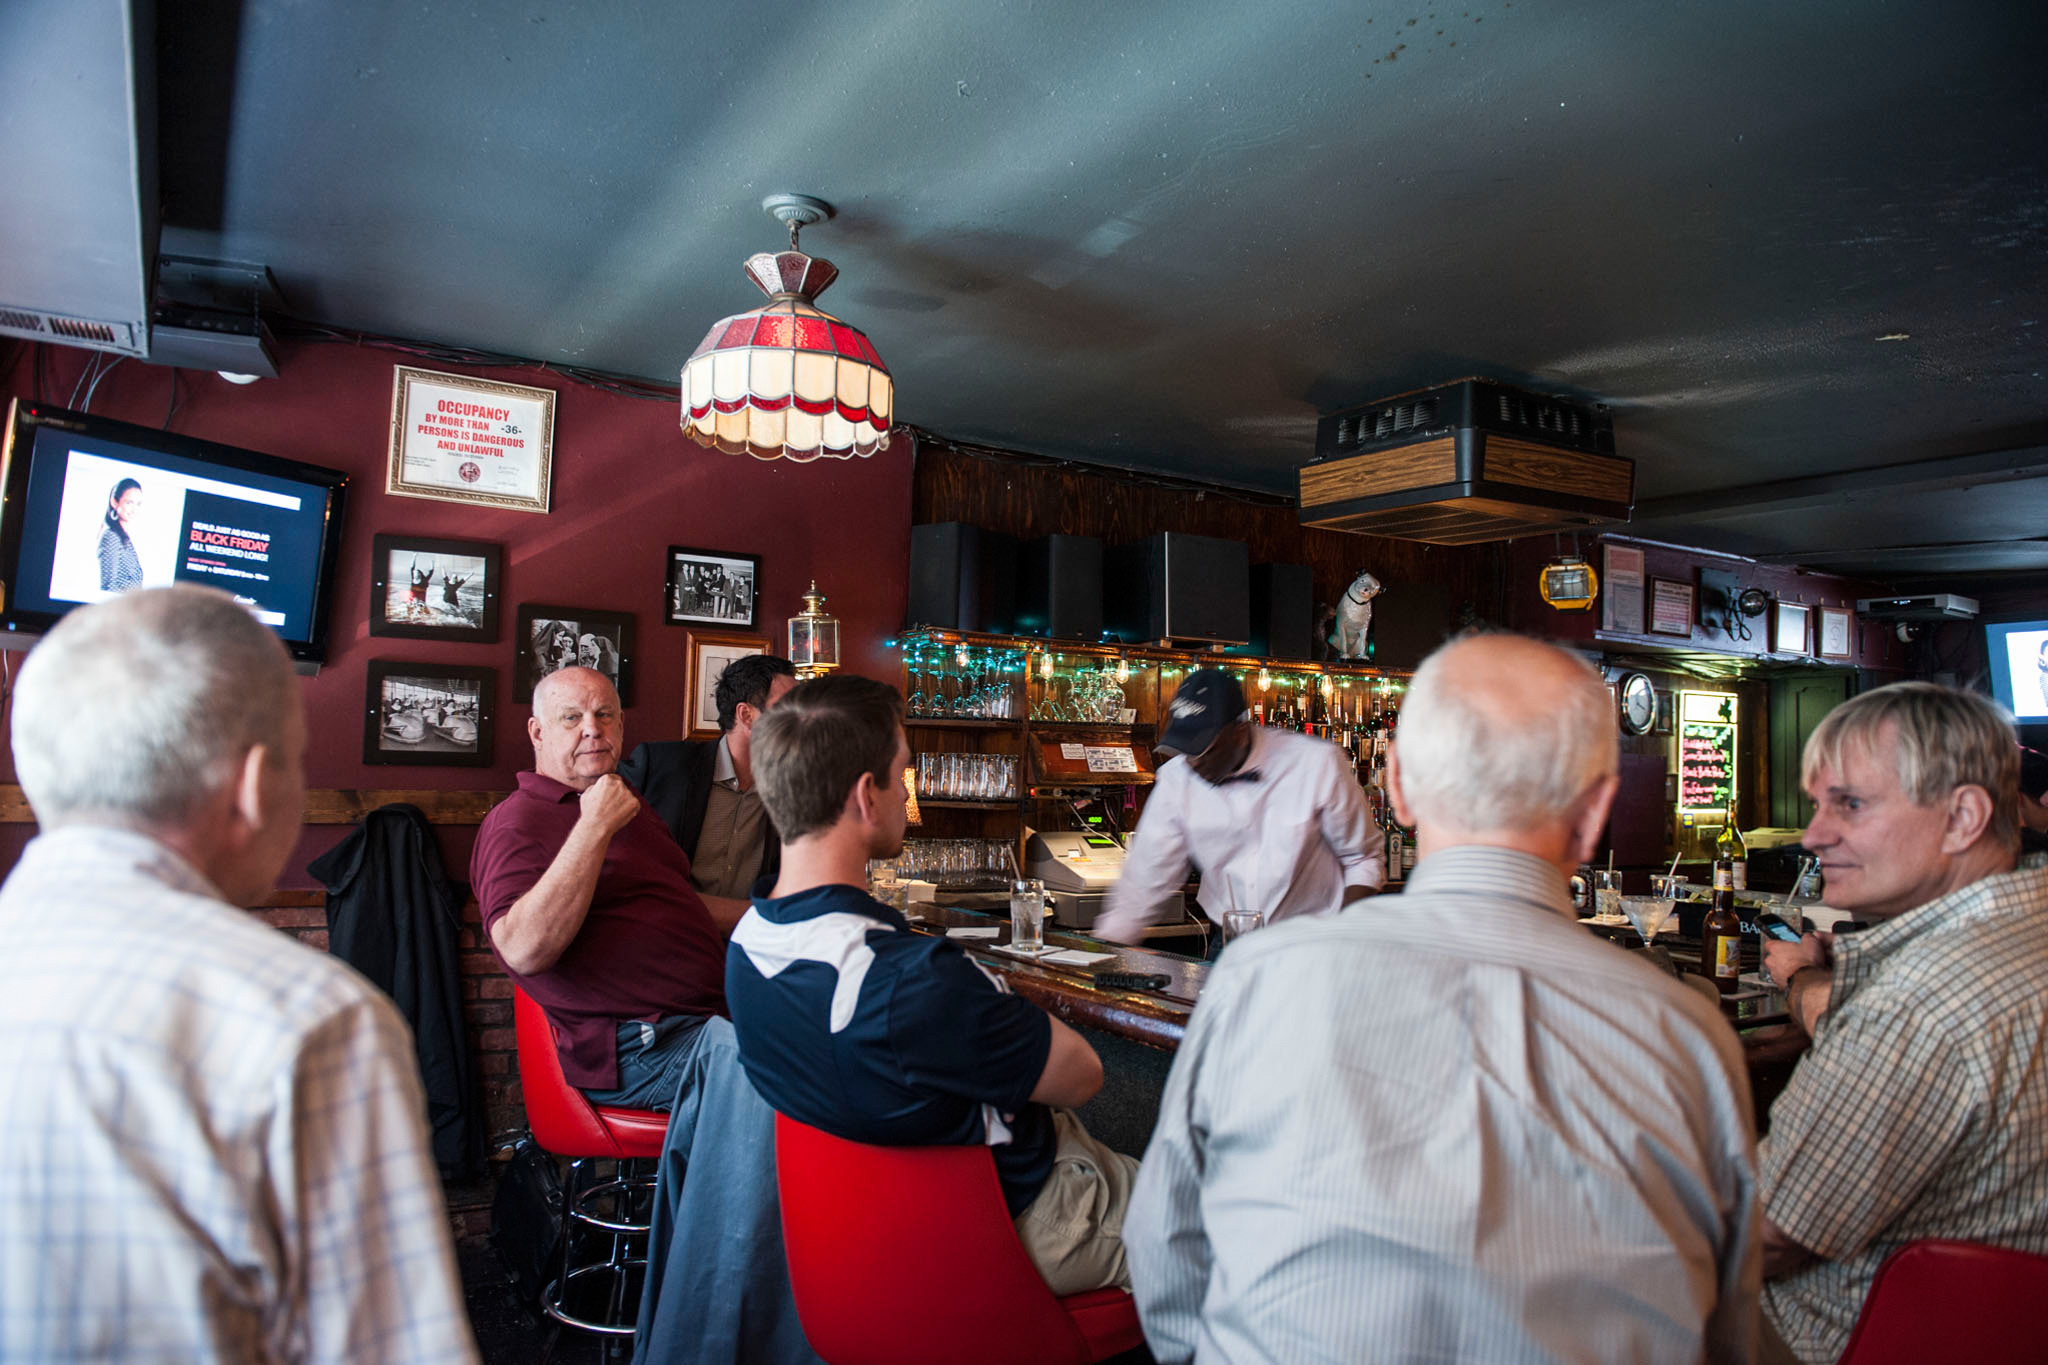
xmin=1593 ymin=870 xmax=1623 ymax=920
xmin=1222 ymin=909 xmax=1264 ymax=942
xmin=1009 ymin=878 xmax=1046 ymax=952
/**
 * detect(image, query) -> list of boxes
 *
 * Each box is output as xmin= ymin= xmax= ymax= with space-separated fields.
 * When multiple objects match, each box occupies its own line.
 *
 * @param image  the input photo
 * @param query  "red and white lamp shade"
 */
xmin=680 ymin=249 xmax=893 ymax=462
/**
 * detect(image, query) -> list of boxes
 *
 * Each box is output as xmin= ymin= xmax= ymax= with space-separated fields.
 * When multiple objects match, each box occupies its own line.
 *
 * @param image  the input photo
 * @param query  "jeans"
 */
xmin=583 ymin=1014 xmax=711 ymax=1111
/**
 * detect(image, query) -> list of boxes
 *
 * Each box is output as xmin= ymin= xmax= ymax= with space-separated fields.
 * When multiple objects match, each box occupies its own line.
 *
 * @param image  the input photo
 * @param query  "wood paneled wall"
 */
xmin=911 ymin=435 xmax=1507 ymax=651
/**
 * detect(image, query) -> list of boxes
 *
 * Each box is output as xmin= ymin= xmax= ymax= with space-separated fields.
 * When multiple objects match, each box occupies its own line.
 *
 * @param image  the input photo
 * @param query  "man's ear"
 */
xmin=1566 ymin=772 xmax=1623 ymax=867
xmin=528 ymin=714 xmax=545 ymax=750
xmin=231 ymin=744 xmax=271 ymax=833
xmin=848 ymin=769 xmax=881 ymax=827
xmin=1386 ymin=745 xmax=1415 ymax=828
xmin=1943 ymin=784 xmax=1996 ymax=853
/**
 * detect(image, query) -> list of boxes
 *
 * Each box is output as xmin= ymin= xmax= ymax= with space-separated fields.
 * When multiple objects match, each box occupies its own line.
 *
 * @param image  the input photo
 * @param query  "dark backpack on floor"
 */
xmin=490 ymin=1138 xmax=564 ymax=1306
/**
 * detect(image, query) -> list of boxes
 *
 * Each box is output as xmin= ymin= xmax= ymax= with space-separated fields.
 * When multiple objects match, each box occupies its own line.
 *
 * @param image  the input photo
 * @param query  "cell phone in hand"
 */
xmin=1754 ymin=912 xmax=1803 ymax=942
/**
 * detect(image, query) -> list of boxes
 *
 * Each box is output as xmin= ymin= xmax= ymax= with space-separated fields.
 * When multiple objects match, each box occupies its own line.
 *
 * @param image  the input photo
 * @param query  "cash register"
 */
xmin=1025 ymin=828 xmax=1185 ymax=930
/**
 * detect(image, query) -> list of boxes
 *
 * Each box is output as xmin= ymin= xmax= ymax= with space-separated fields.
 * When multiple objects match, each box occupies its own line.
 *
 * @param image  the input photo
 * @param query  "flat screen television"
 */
xmin=0 ymin=400 xmax=349 ymax=663
xmin=1985 ymin=618 xmax=2048 ymax=723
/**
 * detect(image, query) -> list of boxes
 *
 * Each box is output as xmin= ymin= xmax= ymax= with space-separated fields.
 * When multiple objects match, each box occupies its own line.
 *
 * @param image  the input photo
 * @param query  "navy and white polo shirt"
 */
xmin=726 ymin=883 xmax=1056 ymax=1214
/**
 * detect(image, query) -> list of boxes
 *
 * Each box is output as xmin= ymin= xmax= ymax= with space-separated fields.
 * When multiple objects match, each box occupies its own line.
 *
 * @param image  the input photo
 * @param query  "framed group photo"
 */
xmin=686 ymin=630 xmax=768 ymax=739
xmin=666 ymin=545 xmax=761 ymax=628
xmin=368 ymin=533 xmax=502 ymax=642
xmin=517 ymin=603 xmax=635 ymax=704
xmin=363 ymin=661 xmax=495 ymax=767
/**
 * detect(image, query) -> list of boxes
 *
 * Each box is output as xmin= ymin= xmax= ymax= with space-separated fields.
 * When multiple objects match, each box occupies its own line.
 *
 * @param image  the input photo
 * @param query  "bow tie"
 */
xmin=1213 ymin=769 xmax=1263 ymax=786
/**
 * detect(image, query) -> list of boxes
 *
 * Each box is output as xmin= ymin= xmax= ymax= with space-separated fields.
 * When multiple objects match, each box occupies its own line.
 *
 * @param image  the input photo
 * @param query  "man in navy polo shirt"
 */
xmin=728 ymin=674 xmax=1137 ymax=1295
xmin=472 ymin=665 xmax=730 ymax=1108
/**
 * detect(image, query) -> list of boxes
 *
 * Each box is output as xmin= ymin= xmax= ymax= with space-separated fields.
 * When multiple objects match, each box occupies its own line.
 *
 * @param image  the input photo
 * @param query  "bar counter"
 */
xmin=911 ymin=900 xmax=1790 ymax=1046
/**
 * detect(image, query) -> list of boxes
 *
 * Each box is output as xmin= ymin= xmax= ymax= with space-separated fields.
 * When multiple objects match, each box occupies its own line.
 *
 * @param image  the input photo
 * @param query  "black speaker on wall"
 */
xmin=1107 ymin=533 xmax=1251 ymax=646
xmin=1015 ymin=534 xmax=1104 ymax=639
xmin=1249 ymin=562 xmax=1314 ymax=659
xmin=907 ymin=523 xmax=1017 ymax=633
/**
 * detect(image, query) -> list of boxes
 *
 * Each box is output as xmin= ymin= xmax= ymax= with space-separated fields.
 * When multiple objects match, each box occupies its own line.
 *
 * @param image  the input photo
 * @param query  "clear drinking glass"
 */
xmin=1593 ymin=870 xmax=1623 ymax=920
xmin=1010 ymin=878 xmax=1046 ymax=951
xmin=1222 ymin=909 xmax=1264 ymax=942
xmin=1620 ymin=894 xmax=1674 ymax=944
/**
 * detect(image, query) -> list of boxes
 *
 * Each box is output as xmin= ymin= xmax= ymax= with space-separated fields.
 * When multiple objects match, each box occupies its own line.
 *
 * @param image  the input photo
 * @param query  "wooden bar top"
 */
xmin=912 ymin=901 xmax=1790 ymax=1052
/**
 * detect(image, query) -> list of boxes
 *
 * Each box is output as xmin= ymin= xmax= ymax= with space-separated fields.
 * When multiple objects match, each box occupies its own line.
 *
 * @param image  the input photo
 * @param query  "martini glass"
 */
xmin=1620 ymin=894 xmax=1674 ymax=946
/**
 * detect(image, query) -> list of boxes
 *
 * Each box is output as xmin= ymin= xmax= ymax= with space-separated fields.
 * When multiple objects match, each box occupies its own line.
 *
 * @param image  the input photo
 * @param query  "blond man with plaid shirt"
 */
xmin=1757 ymin=682 xmax=2048 ymax=1364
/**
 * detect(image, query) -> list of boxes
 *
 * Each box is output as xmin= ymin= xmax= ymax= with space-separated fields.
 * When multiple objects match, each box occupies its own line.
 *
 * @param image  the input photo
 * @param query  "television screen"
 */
xmin=1985 ymin=619 xmax=2048 ymax=722
xmin=0 ymin=400 xmax=349 ymax=661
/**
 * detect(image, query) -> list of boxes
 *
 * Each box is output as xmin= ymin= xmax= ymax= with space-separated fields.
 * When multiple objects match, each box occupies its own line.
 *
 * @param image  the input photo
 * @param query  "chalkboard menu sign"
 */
xmin=1678 ymin=691 xmax=1737 ymax=811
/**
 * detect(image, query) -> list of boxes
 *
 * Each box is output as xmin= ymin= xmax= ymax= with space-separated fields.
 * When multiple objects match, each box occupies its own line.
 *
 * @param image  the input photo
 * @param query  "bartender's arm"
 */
xmin=1093 ymin=779 xmax=1193 ymax=945
xmin=1321 ymin=751 xmax=1386 ymax=902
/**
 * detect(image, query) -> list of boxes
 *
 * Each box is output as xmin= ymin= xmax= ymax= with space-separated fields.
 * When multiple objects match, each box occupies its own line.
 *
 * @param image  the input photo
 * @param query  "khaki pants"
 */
xmin=1013 ymin=1110 xmax=1139 ymax=1296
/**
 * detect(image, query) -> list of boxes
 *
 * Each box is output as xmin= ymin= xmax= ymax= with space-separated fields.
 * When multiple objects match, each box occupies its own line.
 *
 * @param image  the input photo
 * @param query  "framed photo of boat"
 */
xmin=368 ymin=533 xmax=503 ymax=642
xmin=363 ymin=661 xmax=496 ymax=767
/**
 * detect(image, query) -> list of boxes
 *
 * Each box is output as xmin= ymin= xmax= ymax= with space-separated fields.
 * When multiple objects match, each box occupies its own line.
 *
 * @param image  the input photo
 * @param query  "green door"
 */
xmin=1770 ymin=672 xmax=1852 ymax=828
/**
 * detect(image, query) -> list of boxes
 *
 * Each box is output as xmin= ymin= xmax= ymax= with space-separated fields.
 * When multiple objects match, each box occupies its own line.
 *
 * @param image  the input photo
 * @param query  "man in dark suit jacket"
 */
xmin=619 ymin=654 xmax=798 ymax=926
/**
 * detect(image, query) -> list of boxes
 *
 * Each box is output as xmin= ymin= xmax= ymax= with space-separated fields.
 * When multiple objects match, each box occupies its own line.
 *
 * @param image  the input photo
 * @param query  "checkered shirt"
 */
xmin=0 ymin=826 xmax=479 ymax=1362
xmin=1760 ymin=861 xmax=2048 ymax=1364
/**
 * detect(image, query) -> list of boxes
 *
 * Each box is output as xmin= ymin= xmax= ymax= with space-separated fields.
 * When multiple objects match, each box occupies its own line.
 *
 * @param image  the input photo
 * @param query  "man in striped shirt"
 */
xmin=0 ymin=587 xmax=477 ymax=1362
xmin=1756 ymin=684 xmax=2048 ymax=1364
xmin=1127 ymin=634 xmax=1759 ymax=1363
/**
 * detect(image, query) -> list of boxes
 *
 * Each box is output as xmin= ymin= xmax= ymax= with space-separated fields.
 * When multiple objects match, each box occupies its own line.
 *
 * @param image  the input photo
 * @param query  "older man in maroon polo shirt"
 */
xmin=473 ymin=666 xmax=730 ymax=1107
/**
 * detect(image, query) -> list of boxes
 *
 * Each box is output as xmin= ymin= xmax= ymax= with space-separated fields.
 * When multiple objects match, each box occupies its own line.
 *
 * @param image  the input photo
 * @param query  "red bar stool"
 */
xmin=1836 ymin=1238 xmax=2048 ymax=1364
xmin=773 ymin=1113 xmax=1144 ymax=1365
xmin=512 ymin=988 xmax=671 ymax=1342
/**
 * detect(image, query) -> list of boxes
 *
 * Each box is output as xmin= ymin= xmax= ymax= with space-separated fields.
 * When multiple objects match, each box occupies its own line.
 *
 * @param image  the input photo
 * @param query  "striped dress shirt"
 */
xmin=1760 ymin=862 xmax=2048 ymax=1364
xmin=0 ymin=826 xmax=478 ymax=1362
xmin=1127 ymin=845 xmax=1760 ymax=1364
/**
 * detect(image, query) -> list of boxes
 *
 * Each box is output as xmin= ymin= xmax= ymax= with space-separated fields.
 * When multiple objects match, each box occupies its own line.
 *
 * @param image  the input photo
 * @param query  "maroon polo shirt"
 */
xmin=473 ymin=770 xmax=727 ymax=1090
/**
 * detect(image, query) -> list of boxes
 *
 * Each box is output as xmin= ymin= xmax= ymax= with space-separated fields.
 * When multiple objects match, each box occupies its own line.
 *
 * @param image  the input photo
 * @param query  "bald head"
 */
xmin=528 ymin=666 xmax=624 ymax=789
xmin=1393 ymin=634 xmax=1618 ymax=848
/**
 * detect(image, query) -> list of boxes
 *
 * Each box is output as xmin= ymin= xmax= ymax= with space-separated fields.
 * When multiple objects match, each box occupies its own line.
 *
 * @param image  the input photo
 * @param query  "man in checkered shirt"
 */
xmin=0 ymin=587 xmax=477 ymax=1361
xmin=1756 ymin=682 xmax=2048 ymax=1364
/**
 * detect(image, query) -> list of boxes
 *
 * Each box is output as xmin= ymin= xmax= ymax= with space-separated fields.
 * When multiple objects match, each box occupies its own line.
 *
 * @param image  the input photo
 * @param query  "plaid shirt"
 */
xmin=0 ymin=827 xmax=479 ymax=1362
xmin=1760 ymin=861 xmax=2048 ymax=1363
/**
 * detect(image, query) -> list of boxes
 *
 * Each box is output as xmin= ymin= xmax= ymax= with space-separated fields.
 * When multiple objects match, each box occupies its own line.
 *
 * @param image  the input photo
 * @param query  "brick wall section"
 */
xmin=251 ymin=896 xmax=529 ymax=1143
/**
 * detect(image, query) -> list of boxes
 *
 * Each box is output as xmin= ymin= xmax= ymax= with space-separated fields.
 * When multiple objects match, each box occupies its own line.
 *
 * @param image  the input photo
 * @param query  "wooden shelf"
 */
xmin=916 ymin=798 xmax=1023 ymax=811
xmin=1030 ymin=720 xmax=1155 ymax=733
xmin=903 ymin=716 xmax=1018 ymax=730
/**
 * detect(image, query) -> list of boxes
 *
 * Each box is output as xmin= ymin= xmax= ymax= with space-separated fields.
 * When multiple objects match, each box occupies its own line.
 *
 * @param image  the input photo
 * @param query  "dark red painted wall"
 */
xmin=1 ymin=342 xmax=913 ymax=885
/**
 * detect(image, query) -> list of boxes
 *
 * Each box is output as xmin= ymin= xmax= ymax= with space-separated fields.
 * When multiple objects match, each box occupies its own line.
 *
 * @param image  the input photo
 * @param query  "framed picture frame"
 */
xmin=1818 ymin=606 xmax=1854 ymax=660
xmin=386 ymin=365 xmax=555 ymax=513
xmin=516 ymin=604 xmax=635 ymax=705
xmin=666 ymin=545 xmax=762 ymax=628
xmin=1654 ymin=688 xmax=1674 ymax=735
xmin=363 ymin=661 xmax=495 ymax=767
xmin=368 ymin=533 xmax=502 ymax=642
xmin=1649 ymin=577 xmax=1695 ymax=636
xmin=1773 ymin=600 xmax=1811 ymax=656
xmin=685 ymin=629 xmax=769 ymax=739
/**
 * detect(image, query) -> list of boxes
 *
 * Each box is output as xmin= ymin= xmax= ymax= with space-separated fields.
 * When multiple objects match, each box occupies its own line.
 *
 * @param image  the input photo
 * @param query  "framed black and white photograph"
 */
xmin=684 ymin=629 xmax=769 ymax=738
xmin=516 ymin=603 xmax=635 ymax=704
xmin=368 ymin=533 xmax=502 ymax=642
xmin=363 ymin=661 xmax=495 ymax=767
xmin=666 ymin=546 xmax=760 ymax=628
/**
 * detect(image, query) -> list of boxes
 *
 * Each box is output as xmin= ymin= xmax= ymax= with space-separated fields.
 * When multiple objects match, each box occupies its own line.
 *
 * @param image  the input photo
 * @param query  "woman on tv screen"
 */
xmin=96 ymin=478 xmax=144 ymax=592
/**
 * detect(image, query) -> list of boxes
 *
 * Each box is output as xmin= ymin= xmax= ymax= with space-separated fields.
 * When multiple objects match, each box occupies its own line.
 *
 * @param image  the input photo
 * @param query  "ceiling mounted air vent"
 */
xmin=1300 ymin=378 xmax=1632 ymax=545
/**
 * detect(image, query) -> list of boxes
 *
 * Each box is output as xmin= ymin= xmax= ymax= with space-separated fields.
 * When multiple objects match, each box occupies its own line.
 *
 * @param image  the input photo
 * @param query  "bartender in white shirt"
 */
xmin=1094 ymin=668 xmax=1384 ymax=945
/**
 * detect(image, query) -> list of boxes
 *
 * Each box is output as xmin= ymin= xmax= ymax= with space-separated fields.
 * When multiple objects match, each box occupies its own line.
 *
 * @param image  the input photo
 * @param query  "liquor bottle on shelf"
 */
xmin=1702 ymin=856 xmax=1743 ymax=995
xmin=1717 ymin=799 xmax=1748 ymax=890
xmin=1380 ymin=803 xmax=1406 ymax=886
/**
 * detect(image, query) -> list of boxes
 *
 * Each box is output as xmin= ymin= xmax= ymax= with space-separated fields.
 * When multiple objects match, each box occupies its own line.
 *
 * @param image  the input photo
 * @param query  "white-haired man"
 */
xmin=0 ymin=587 xmax=476 ymax=1361
xmin=1126 ymin=633 xmax=1759 ymax=1363
xmin=1754 ymin=683 xmax=2048 ymax=1364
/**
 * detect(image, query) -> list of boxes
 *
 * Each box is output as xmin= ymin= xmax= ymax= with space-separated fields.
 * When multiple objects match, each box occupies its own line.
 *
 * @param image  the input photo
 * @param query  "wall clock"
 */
xmin=1618 ymin=671 xmax=1657 ymax=736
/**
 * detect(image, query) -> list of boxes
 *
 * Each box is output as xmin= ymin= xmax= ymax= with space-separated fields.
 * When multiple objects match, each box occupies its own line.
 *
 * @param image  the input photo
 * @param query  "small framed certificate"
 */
xmin=1819 ymin=606 xmax=1854 ymax=660
xmin=1649 ymin=577 xmax=1695 ymax=636
xmin=1773 ymin=600 xmax=1811 ymax=655
xmin=387 ymin=366 xmax=555 ymax=513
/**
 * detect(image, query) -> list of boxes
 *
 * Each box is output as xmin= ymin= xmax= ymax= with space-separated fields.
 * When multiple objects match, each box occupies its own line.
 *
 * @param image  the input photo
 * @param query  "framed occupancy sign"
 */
xmin=387 ymin=366 xmax=556 ymax=513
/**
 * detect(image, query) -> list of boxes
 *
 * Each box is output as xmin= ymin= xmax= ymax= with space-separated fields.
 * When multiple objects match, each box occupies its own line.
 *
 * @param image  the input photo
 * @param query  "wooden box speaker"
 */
xmin=1016 ymin=534 xmax=1103 ymax=639
xmin=1108 ymin=533 xmax=1250 ymax=647
xmin=907 ymin=523 xmax=1016 ymax=633
xmin=1300 ymin=378 xmax=1632 ymax=545
xmin=1248 ymin=562 xmax=1314 ymax=659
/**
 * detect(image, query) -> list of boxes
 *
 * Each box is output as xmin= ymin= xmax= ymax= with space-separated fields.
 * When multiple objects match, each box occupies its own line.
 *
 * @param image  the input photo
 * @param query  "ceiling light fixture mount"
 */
xmin=680 ymin=193 xmax=894 ymax=462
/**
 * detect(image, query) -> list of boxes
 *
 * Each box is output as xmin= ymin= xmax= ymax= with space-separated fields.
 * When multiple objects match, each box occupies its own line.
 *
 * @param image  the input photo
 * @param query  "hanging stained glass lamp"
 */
xmin=681 ymin=194 xmax=893 ymax=462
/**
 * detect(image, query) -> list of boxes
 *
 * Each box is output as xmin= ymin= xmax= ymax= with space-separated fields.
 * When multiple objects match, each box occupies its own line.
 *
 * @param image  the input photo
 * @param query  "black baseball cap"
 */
xmin=1156 ymin=669 xmax=1249 ymax=757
